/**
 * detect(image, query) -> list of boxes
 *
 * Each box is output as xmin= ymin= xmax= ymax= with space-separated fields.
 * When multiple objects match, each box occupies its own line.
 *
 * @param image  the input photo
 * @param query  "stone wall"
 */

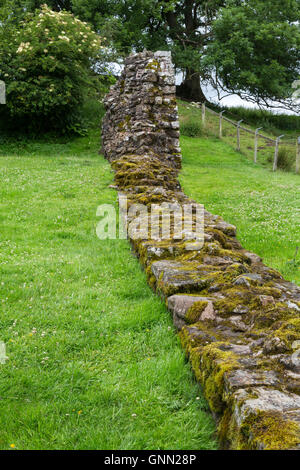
xmin=102 ymin=51 xmax=300 ymax=450
xmin=102 ymin=51 xmax=181 ymax=169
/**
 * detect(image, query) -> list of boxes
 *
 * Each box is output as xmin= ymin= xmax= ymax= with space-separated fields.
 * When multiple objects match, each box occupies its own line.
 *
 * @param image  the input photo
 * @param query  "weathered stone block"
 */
xmin=151 ymin=260 xmax=210 ymax=296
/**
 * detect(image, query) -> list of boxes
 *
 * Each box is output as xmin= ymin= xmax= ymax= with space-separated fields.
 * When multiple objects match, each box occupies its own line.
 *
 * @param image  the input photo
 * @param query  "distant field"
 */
xmin=0 ymin=130 xmax=216 ymax=450
xmin=179 ymin=134 xmax=300 ymax=285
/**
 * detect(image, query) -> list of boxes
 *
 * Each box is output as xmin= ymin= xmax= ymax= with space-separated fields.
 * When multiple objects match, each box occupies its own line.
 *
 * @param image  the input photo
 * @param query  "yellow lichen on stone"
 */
xmin=201 ymin=343 xmax=239 ymax=414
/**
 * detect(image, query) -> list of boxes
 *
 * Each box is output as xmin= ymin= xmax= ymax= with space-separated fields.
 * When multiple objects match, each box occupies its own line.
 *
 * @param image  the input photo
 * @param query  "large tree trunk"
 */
xmin=176 ymin=69 xmax=206 ymax=102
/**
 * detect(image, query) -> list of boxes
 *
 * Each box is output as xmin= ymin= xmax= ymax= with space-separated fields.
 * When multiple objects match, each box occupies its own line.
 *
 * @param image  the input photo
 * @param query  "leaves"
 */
xmin=0 ymin=4 xmax=107 ymax=133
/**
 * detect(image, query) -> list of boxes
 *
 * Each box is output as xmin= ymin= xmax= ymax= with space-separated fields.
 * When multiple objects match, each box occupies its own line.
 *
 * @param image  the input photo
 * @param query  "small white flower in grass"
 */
xmin=196 ymin=397 xmax=200 ymax=400
xmin=131 ymin=413 xmax=137 ymax=418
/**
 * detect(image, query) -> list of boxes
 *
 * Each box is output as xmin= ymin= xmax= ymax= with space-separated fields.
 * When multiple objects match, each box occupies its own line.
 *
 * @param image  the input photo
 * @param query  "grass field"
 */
xmin=0 ymin=101 xmax=299 ymax=450
xmin=180 ymin=135 xmax=300 ymax=285
xmin=0 ymin=130 xmax=217 ymax=450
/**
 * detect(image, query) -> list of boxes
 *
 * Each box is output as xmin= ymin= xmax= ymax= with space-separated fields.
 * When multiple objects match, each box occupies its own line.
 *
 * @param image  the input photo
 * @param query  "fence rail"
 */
xmin=199 ymin=103 xmax=300 ymax=173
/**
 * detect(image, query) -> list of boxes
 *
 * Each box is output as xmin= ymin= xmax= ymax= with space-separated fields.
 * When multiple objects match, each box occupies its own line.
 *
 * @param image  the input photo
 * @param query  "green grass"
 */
xmin=178 ymin=100 xmax=299 ymax=173
xmin=1 ymin=99 xmax=298 ymax=450
xmin=0 ymin=130 xmax=217 ymax=450
xmin=179 ymin=135 xmax=300 ymax=285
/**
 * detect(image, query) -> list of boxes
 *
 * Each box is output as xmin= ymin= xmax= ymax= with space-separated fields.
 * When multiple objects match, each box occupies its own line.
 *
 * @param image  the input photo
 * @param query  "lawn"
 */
xmin=0 ymin=105 xmax=298 ymax=450
xmin=0 ymin=130 xmax=217 ymax=450
xmin=179 ymin=135 xmax=300 ymax=285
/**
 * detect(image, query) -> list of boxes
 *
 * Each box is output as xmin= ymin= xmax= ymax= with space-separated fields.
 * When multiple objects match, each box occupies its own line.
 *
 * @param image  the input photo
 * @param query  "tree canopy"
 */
xmin=1 ymin=0 xmax=299 ymax=110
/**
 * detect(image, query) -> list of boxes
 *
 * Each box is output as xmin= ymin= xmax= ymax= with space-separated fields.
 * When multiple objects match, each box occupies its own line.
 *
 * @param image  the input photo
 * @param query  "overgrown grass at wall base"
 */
xmin=221 ymin=106 xmax=300 ymax=135
xmin=268 ymin=147 xmax=295 ymax=172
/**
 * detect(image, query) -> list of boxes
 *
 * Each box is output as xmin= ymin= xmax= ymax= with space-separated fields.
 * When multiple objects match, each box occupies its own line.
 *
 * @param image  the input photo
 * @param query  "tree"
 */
xmin=0 ymin=4 xmax=106 ymax=133
xmin=4 ymin=1 xmax=299 ymax=109
xmin=71 ymin=0 xmax=300 ymax=110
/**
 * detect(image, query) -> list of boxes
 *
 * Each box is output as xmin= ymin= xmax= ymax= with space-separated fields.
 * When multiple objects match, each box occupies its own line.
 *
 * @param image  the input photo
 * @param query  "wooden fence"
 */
xmin=199 ymin=103 xmax=300 ymax=173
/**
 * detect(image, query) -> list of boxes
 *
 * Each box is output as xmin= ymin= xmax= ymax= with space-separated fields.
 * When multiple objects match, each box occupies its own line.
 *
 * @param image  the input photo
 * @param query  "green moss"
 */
xmin=117 ymin=115 xmax=131 ymax=132
xmin=111 ymin=154 xmax=179 ymax=191
xmin=189 ymin=347 xmax=203 ymax=382
xmin=240 ymin=411 xmax=300 ymax=450
xmin=179 ymin=323 xmax=221 ymax=356
xmin=205 ymin=228 xmax=230 ymax=248
xmin=119 ymin=79 xmax=125 ymax=93
xmin=201 ymin=343 xmax=239 ymax=415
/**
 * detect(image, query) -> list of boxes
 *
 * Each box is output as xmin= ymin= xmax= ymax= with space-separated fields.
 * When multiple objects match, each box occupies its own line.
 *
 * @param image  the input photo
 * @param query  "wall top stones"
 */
xmin=102 ymin=51 xmax=181 ymax=169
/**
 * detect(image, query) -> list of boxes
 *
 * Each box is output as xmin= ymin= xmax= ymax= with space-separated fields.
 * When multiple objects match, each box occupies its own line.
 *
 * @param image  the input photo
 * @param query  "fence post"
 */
xmin=254 ymin=127 xmax=263 ymax=163
xmin=237 ymin=120 xmax=243 ymax=151
xmin=202 ymin=103 xmax=206 ymax=126
xmin=296 ymin=137 xmax=300 ymax=174
xmin=219 ymin=110 xmax=226 ymax=139
xmin=0 ymin=80 xmax=6 ymax=105
xmin=273 ymin=135 xmax=285 ymax=171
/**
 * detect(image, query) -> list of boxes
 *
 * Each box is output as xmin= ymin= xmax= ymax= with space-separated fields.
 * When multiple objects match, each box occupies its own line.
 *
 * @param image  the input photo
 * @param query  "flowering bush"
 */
xmin=0 ymin=5 xmax=106 ymax=133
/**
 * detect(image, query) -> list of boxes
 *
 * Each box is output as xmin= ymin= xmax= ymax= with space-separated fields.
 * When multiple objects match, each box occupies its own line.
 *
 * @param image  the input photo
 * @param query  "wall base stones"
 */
xmin=102 ymin=51 xmax=300 ymax=450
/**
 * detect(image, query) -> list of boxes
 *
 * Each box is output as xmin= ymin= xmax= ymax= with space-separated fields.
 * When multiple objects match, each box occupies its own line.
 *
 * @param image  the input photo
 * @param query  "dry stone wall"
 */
xmin=102 ymin=51 xmax=181 ymax=169
xmin=102 ymin=51 xmax=300 ymax=450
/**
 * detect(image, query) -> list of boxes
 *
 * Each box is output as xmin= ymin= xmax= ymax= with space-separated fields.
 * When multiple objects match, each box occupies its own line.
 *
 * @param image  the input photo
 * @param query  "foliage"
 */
xmin=180 ymin=119 xmax=203 ymax=137
xmin=220 ymin=106 xmax=300 ymax=134
xmin=0 ymin=4 xmax=108 ymax=134
xmin=2 ymin=1 xmax=299 ymax=110
xmin=207 ymin=0 xmax=300 ymax=111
